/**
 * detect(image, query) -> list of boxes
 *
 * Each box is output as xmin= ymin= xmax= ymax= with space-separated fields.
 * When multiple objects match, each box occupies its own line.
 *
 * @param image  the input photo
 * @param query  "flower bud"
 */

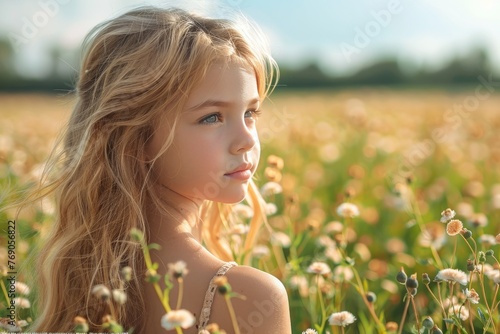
xmin=422 ymin=316 xmax=434 ymax=329
xmin=462 ymin=229 xmax=472 ymax=239
xmin=91 ymin=284 xmax=110 ymax=301
xmin=466 ymin=259 xmax=476 ymax=272
xmin=130 ymin=228 xmax=144 ymax=242
xmin=431 ymin=325 xmax=443 ymax=334
xmin=485 ymin=249 xmax=494 ymax=257
xmin=112 ymin=289 xmax=127 ymax=305
xmin=396 ymin=267 xmax=407 ymax=284
xmin=479 ymin=251 xmax=486 ymax=264
xmin=422 ymin=273 xmax=430 ymax=285
xmin=366 ymin=291 xmax=377 ymax=303
xmin=214 ymin=276 xmax=231 ymax=295
xmin=146 ymin=269 xmax=161 ymax=283
xmin=74 ymin=316 xmax=89 ymax=333
xmin=121 ymin=266 xmax=133 ymax=282
xmin=406 ymin=274 xmax=418 ymax=289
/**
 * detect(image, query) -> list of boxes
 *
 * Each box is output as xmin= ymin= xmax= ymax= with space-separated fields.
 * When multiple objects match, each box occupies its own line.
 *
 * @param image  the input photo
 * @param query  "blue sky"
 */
xmin=2 ymin=0 xmax=500 ymax=78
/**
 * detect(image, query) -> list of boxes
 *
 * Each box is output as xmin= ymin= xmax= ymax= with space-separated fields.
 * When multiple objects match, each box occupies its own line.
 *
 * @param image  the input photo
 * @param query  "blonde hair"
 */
xmin=18 ymin=6 xmax=278 ymax=332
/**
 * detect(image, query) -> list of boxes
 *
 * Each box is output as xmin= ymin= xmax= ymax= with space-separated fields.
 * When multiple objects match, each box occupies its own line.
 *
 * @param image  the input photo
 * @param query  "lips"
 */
xmin=224 ymin=163 xmax=253 ymax=180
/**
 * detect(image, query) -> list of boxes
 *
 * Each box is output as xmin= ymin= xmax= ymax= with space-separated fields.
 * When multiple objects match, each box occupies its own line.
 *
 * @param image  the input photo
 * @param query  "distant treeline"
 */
xmin=278 ymin=48 xmax=498 ymax=90
xmin=0 ymin=34 xmax=497 ymax=92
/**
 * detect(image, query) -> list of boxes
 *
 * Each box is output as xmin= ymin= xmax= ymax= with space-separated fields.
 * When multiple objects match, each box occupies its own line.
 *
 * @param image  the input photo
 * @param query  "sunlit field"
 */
xmin=1 ymin=90 xmax=500 ymax=333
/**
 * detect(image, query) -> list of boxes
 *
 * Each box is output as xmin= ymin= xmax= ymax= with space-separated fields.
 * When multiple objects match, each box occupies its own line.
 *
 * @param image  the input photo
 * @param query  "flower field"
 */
xmin=1 ymin=89 xmax=500 ymax=333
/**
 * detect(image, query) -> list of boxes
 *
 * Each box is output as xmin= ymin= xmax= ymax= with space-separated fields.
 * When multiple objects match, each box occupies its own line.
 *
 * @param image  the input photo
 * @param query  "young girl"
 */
xmin=20 ymin=6 xmax=291 ymax=333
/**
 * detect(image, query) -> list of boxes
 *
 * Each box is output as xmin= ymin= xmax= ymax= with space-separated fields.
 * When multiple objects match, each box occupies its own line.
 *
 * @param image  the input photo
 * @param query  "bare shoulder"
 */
xmin=209 ymin=265 xmax=292 ymax=334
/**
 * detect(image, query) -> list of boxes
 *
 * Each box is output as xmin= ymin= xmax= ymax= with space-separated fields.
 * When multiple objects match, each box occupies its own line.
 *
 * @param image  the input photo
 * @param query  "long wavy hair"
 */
xmin=16 ymin=6 xmax=278 ymax=332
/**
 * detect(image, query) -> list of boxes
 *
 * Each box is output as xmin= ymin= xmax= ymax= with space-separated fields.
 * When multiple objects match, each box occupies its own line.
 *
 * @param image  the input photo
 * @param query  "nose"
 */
xmin=229 ymin=118 xmax=258 ymax=155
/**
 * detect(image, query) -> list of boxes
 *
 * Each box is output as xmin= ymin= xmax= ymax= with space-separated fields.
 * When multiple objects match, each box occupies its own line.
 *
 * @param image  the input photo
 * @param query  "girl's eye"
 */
xmin=199 ymin=112 xmax=222 ymax=124
xmin=245 ymin=109 xmax=262 ymax=119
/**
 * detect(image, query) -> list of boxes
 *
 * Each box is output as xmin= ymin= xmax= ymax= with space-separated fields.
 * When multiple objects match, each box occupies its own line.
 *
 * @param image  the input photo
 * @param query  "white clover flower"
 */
xmin=161 ymin=309 xmax=196 ymax=330
xmin=91 ymin=284 xmax=110 ymax=300
xmin=328 ymin=311 xmax=357 ymax=327
xmin=168 ymin=260 xmax=189 ymax=278
xmin=495 ymin=274 xmax=500 ymax=285
xmin=229 ymin=223 xmax=249 ymax=235
xmin=435 ymin=268 xmax=468 ymax=286
xmin=0 ymin=318 xmax=23 ymax=332
xmin=252 ymin=244 xmax=270 ymax=258
xmin=317 ymin=235 xmax=336 ymax=248
xmin=271 ymin=231 xmax=291 ymax=248
xmin=336 ymin=203 xmax=360 ymax=218
xmin=289 ymin=275 xmax=309 ymax=297
xmin=418 ymin=223 xmax=446 ymax=250
xmin=324 ymin=221 xmax=344 ymax=234
xmin=233 ymin=203 xmax=254 ymax=219
xmin=440 ymin=208 xmax=456 ymax=223
xmin=456 ymin=202 xmax=474 ymax=219
xmin=265 ymin=202 xmax=278 ymax=216
xmin=307 ymin=262 xmax=331 ymax=275
xmin=464 ymin=288 xmax=480 ymax=304
xmin=16 ymin=320 xmax=28 ymax=328
xmin=333 ymin=266 xmax=354 ymax=283
xmin=442 ymin=296 xmax=460 ymax=309
xmin=448 ymin=305 xmax=469 ymax=321
xmin=15 ymin=282 xmax=30 ymax=295
xmin=485 ymin=268 xmax=500 ymax=284
xmin=446 ymin=219 xmax=463 ymax=236
xmin=112 ymin=289 xmax=127 ymax=305
xmin=13 ymin=297 xmax=30 ymax=309
xmin=302 ymin=329 xmax=318 ymax=334
xmin=260 ymin=182 xmax=283 ymax=196
xmin=477 ymin=263 xmax=494 ymax=276
xmin=479 ymin=234 xmax=497 ymax=246
xmin=469 ymin=213 xmax=488 ymax=227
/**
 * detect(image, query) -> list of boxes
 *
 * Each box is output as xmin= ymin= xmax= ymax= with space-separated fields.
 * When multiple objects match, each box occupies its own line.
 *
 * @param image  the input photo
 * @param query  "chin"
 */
xmin=217 ymin=188 xmax=249 ymax=204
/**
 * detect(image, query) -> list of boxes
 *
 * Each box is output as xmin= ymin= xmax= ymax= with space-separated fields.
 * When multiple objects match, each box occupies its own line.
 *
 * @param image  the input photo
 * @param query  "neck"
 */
xmin=147 ymin=185 xmax=205 ymax=244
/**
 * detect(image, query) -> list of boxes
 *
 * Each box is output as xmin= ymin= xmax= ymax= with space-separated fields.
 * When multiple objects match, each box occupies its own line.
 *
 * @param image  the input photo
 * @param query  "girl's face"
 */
xmin=147 ymin=62 xmax=261 ymax=203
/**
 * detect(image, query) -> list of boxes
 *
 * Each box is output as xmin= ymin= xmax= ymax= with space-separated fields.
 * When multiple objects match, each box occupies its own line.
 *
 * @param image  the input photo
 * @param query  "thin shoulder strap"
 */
xmin=197 ymin=261 xmax=238 ymax=332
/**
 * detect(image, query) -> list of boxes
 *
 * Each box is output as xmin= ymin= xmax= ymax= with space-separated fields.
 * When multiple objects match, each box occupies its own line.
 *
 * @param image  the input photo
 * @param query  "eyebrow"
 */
xmin=187 ymin=97 xmax=260 ymax=111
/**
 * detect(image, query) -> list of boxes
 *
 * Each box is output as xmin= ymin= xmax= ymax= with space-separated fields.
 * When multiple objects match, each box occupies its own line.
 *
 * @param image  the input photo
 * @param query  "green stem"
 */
xmin=408 ymin=188 xmax=443 ymax=269
xmin=397 ymin=294 xmax=411 ymax=334
xmin=410 ymin=295 xmax=420 ymax=333
xmin=351 ymin=266 xmax=385 ymax=332
xmin=0 ymin=279 xmax=11 ymax=306
xmin=483 ymin=284 xmax=499 ymax=334
xmin=450 ymin=237 xmax=457 ymax=268
xmin=424 ymin=283 xmax=446 ymax=317
xmin=225 ymin=295 xmax=241 ymax=334
xmin=460 ymin=234 xmax=476 ymax=258
xmin=468 ymin=301 xmax=476 ymax=334
xmin=176 ymin=277 xmax=184 ymax=310
xmin=477 ymin=270 xmax=494 ymax=333
xmin=316 ymin=274 xmax=327 ymax=333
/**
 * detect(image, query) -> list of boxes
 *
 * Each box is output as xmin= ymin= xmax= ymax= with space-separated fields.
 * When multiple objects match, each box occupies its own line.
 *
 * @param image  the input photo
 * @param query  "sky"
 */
xmin=1 ymin=0 xmax=500 ymax=78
